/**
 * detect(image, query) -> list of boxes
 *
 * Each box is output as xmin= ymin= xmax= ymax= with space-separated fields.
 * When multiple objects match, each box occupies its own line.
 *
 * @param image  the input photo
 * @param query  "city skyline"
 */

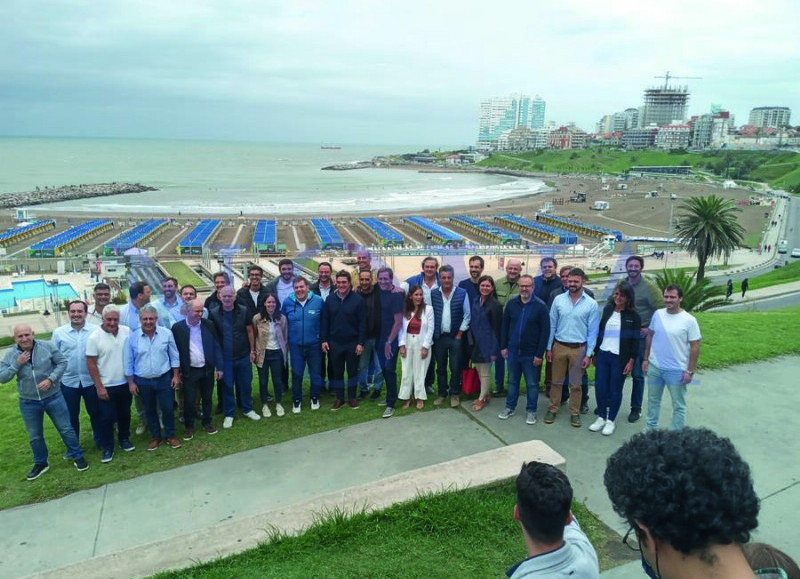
xmin=1 ymin=0 xmax=799 ymax=146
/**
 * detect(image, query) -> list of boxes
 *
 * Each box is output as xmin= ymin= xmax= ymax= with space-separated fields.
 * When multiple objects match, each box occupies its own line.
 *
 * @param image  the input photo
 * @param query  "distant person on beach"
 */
xmin=311 ymin=262 xmax=334 ymax=394
xmin=321 ymin=271 xmax=366 ymax=410
xmin=208 ymin=285 xmax=261 ymax=429
xmin=643 ymin=284 xmax=701 ymax=431
xmin=493 ymin=257 xmax=522 ymax=397
xmin=159 ymin=277 xmax=182 ymax=321
xmin=52 ymin=300 xmax=101 ymax=449
xmin=265 ymin=258 xmax=295 ymax=307
xmin=742 ymin=277 xmax=750 ymax=298
xmin=86 ymin=305 xmax=134 ymax=464
xmin=604 ymin=428 xmax=759 ymax=579
xmin=0 ymin=323 xmax=89 ymax=480
xmin=87 ymin=282 xmax=112 ymax=325
xmin=431 ymin=265 xmax=470 ymax=409
xmin=282 ymin=276 xmax=325 ymax=414
xmin=614 ymin=255 xmax=663 ymax=424
xmin=507 ymin=461 xmax=599 ymax=578
xmin=204 ymin=271 xmax=230 ymax=312
xmin=236 ymin=265 xmax=269 ymax=320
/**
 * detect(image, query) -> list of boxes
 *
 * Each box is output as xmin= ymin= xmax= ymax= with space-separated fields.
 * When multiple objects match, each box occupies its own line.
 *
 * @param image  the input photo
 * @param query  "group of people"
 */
xmin=509 ymin=426 xmax=798 ymax=579
xmin=2 ymin=250 xmax=702 ymax=481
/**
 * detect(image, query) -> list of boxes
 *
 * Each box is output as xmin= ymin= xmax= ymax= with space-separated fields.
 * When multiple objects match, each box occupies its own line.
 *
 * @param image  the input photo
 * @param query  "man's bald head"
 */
xmin=12 ymin=324 xmax=35 ymax=350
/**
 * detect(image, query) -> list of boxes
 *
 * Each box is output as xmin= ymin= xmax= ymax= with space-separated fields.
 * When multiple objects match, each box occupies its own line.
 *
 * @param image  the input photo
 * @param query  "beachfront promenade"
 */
xmin=2 ymin=354 xmax=799 ymax=579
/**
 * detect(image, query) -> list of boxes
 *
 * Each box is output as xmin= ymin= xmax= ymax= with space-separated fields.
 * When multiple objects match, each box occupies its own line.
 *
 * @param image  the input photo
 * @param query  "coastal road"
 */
xmin=712 ymin=291 xmax=800 ymax=312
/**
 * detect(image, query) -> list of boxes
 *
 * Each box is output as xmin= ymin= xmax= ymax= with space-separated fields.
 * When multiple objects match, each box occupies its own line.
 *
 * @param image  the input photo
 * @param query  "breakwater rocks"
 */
xmin=321 ymin=161 xmax=373 ymax=171
xmin=0 ymin=183 xmax=158 ymax=209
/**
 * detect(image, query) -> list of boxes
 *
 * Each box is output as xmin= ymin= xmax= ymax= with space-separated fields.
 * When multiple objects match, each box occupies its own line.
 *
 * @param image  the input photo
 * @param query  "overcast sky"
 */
xmin=2 ymin=0 xmax=798 ymax=146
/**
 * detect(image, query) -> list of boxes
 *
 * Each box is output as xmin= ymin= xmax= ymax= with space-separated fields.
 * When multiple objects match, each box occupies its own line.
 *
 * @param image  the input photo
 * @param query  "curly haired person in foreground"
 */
xmin=604 ymin=427 xmax=760 ymax=579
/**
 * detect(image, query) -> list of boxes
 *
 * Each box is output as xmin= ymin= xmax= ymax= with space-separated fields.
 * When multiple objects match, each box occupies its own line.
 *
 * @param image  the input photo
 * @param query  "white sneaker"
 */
xmin=588 ymin=417 xmax=606 ymax=432
xmin=275 ymin=403 xmax=285 ymax=417
xmin=292 ymin=401 xmax=301 ymax=414
xmin=526 ymin=412 xmax=537 ymax=425
xmin=311 ymin=398 xmax=320 ymax=411
xmin=262 ymin=404 xmax=272 ymax=418
xmin=223 ymin=416 xmax=234 ymax=429
xmin=244 ymin=410 xmax=261 ymax=421
xmin=498 ymin=408 xmax=515 ymax=420
xmin=602 ymin=421 xmax=616 ymax=436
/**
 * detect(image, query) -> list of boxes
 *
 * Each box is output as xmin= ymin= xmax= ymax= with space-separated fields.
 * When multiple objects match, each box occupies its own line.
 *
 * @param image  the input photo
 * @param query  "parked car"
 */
xmin=777 ymin=240 xmax=788 ymax=253
xmin=792 ymin=248 xmax=800 ymax=258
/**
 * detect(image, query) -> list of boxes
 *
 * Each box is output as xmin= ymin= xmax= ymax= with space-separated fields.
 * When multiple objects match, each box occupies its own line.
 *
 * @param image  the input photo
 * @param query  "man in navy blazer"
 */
xmin=172 ymin=299 xmax=224 ymax=439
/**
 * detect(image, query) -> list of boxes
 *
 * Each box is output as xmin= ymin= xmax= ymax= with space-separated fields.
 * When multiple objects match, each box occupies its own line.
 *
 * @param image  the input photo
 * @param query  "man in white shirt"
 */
xmin=266 ymin=258 xmax=296 ymax=307
xmin=87 ymin=282 xmax=111 ymax=325
xmin=643 ymin=284 xmax=702 ymax=430
xmin=159 ymin=277 xmax=183 ymax=321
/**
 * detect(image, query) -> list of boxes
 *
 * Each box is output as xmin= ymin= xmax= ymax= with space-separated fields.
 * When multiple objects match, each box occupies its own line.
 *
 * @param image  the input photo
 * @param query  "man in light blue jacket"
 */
xmin=0 ymin=324 xmax=89 ymax=480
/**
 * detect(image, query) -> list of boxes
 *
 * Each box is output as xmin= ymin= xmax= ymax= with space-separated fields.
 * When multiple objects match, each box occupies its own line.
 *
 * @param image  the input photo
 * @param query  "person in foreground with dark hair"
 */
xmin=604 ymin=427 xmax=760 ymax=579
xmin=508 ymin=461 xmax=599 ymax=578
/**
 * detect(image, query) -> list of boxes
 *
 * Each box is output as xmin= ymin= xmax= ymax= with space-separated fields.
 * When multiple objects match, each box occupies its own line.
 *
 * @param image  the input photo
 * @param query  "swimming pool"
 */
xmin=0 ymin=280 xmax=79 ymax=310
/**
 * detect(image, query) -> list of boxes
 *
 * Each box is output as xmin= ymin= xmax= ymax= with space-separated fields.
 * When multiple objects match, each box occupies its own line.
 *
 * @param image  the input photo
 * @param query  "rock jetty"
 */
xmin=321 ymin=161 xmax=373 ymax=171
xmin=0 ymin=183 xmax=158 ymax=209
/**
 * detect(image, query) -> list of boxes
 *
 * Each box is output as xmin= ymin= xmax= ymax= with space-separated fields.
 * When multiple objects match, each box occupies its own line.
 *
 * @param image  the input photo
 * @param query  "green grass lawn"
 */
xmin=150 ymin=482 xmax=635 ymax=579
xmin=746 ymin=258 xmax=800 ymax=290
xmin=160 ymin=261 xmax=207 ymax=288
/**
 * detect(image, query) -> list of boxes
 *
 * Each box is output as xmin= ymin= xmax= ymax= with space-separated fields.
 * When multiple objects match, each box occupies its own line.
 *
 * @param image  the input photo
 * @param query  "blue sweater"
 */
xmin=500 ymin=296 xmax=550 ymax=358
xmin=281 ymin=293 xmax=324 ymax=346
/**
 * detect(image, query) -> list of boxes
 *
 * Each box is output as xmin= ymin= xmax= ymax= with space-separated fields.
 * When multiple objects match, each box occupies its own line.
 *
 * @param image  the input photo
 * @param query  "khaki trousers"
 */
xmin=549 ymin=341 xmax=586 ymax=415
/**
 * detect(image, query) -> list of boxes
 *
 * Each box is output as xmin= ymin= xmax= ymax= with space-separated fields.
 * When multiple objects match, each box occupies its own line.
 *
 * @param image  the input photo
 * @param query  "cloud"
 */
xmin=1 ymin=0 xmax=798 ymax=143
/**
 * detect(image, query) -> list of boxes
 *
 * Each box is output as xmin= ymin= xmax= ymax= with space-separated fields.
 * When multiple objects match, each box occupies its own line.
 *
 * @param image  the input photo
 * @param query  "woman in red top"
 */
xmin=398 ymin=285 xmax=434 ymax=410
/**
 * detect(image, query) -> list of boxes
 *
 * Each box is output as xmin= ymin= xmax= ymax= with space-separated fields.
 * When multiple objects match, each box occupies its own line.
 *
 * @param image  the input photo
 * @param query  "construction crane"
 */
xmin=654 ymin=71 xmax=703 ymax=88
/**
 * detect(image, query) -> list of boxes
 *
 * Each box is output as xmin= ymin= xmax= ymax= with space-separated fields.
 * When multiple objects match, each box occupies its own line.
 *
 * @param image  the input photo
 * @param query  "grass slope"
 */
xmin=160 ymin=261 xmax=207 ymax=288
xmin=151 ymin=482 xmax=635 ymax=579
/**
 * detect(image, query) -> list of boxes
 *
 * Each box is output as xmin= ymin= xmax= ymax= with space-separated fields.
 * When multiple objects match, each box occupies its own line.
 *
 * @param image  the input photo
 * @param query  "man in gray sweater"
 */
xmin=0 ymin=324 xmax=89 ymax=480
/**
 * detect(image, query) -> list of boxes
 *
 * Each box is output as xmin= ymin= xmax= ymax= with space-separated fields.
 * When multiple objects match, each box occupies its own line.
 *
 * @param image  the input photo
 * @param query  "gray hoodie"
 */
xmin=0 ymin=340 xmax=67 ymax=401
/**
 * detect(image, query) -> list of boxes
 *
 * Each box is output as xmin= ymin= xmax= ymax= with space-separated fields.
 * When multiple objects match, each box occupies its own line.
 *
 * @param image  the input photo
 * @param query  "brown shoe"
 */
xmin=182 ymin=429 xmax=194 ymax=441
xmin=202 ymin=424 xmax=218 ymax=435
xmin=434 ymin=396 xmax=446 ymax=406
xmin=450 ymin=395 xmax=461 ymax=408
xmin=147 ymin=438 xmax=162 ymax=451
xmin=165 ymin=437 xmax=182 ymax=449
xmin=472 ymin=399 xmax=485 ymax=412
xmin=348 ymin=398 xmax=360 ymax=410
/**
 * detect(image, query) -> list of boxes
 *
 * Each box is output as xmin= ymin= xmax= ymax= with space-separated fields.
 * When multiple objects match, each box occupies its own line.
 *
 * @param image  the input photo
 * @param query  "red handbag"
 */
xmin=461 ymin=366 xmax=480 ymax=395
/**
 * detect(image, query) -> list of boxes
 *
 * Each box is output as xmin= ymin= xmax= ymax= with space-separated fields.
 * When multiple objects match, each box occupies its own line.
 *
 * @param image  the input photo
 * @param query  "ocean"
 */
xmin=0 ymin=137 xmax=545 ymax=215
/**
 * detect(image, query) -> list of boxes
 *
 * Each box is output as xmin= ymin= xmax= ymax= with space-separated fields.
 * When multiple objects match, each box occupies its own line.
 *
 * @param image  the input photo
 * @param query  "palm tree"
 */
xmin=675 ymin=195 xmax=745 ymax=282
xmin=654 ymin=269 xmax=727 ymax=312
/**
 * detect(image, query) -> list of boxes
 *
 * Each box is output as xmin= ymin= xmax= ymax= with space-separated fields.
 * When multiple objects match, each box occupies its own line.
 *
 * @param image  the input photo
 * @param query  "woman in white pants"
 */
xmin=398 ymin=285 xmax=434 ymax=410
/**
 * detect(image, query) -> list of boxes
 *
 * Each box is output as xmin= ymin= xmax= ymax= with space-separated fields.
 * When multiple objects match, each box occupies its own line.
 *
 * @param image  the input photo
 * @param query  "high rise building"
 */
xmin=478 ymin=94 xmax=546 ymax=149
xmin=641 ymin=86 xmax=690 ymax=127
xmin=749 ymin=106 xmax=792 ymax=128
xmin=624 ymin=108 xmax=640 ymax=130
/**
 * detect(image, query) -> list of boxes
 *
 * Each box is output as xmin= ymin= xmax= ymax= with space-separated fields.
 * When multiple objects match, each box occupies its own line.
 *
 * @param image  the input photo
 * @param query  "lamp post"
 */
xmin=665 ymin=194 xmax=677 ymax=269
xmin=48 ymin=279 xmax=61 ymax=325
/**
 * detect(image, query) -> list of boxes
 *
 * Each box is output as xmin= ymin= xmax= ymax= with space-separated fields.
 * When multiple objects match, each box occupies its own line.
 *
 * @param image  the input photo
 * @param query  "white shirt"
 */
xmin=599 ymin=312 xmax=621 ymax=355
xmin=648 ymin=309 xmax=702 ymax=372
xmin=249 ymin=289 xmax=260 ymax=308
xmin=276 ymin=279 xmax=294 ymax=307
xmin=86 ymin=325 xmax=131 ymax=387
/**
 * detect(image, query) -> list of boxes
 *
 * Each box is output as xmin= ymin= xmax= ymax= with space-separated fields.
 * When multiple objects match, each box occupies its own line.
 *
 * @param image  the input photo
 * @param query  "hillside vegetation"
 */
xmin=477 ymin=149 xmax=800 ymax=192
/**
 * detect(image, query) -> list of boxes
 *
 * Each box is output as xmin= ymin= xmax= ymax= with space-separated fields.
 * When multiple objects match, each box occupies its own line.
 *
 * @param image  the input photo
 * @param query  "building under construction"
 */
xmin=641 ymin=86 xmax=690 ymax=127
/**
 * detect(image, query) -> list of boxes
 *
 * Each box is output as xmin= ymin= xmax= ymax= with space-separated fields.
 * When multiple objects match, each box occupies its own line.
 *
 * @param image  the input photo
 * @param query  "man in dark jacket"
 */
xmin=236 ymin=265 xmax=270 ymax=319
xmin=172 ymin=299 xmax=224 ymax=439
xmin=355 ymin=270 xmax=384 ymax=400
xmin=208 ymin=286 xmax=260 ymax=429
xmin=321 ymin=271 xmax=366 ymax=410
xmin=498 ymin=275 xmax=550 ymax=425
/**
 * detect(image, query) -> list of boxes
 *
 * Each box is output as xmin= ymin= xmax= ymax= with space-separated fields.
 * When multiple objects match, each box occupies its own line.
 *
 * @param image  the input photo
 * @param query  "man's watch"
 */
xmin=685 ymin=370 xmax=694 ymax=375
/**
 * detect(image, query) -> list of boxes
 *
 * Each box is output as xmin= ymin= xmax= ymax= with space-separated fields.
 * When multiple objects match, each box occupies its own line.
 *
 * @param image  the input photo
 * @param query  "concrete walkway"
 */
xmin=3 ymin=356 xmax=799 ymax=578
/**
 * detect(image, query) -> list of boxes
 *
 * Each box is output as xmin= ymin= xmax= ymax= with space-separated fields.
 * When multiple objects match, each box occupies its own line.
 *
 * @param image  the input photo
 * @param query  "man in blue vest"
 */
xmin=431 ymin=265 xmax=471 ymax=408
xmin=282 ymin=277 xmax=325 ymax=414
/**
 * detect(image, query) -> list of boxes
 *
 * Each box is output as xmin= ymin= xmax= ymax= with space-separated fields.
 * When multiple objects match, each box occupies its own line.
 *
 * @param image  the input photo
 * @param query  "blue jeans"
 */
xmin=494 ymin=356 xmax=506 ymax=391
xmin=628 ymin=337 xmax=646 ymax=410
xmin=377 ymin=337 xmax=399 ymax=408
xmin=290 ymin=342 xmax=322 ymax=403
xmin=258 ymin=349 xmax=286 ymax=404
xmin=99 ymin=384 xmax=132 ymax=451
xmin=61 ymin=382 xmax=101 ymax=448
xmin=506 ymin=353 xmax=539 ymax=413
xmin=358 ymin=338 xmax=384 ymax=393
xmin=136 ymin=372 xmax=176 ymax=438
xmin=434 ymin=333 xmax=462 ymax=397
xmin=646 ymin=363 xmax=688 ymax=430
xmin=19 ymin=390 xmax=83 ymax=464
xmin=594 ymin=350 xmax=626 ymax=421
xmin=221 ymin=355 xmax=253 ymax=417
